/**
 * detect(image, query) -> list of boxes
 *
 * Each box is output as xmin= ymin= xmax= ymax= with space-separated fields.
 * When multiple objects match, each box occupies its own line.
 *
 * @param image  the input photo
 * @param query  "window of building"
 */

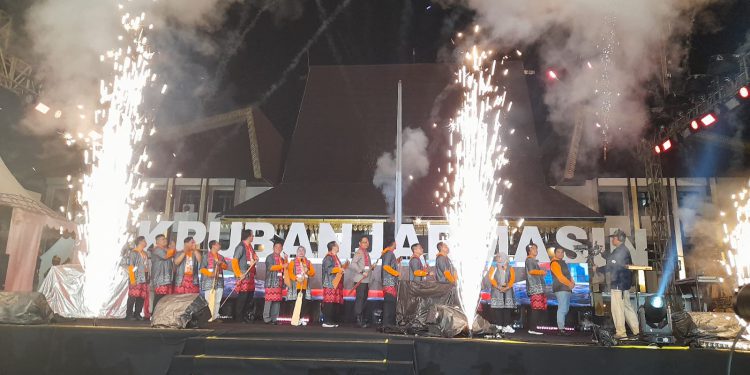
xmin=598 ymin=191 xmax=625 ymax=216
xmin=637 ymin=191 xmax=649 ymax=217
xmin=145 ymin=189 xmax=167 ymax=212
xmin=176 ymin=189 xmax=201 ymax=212
xmin=209 ymin=189 xmax=235 ymax=213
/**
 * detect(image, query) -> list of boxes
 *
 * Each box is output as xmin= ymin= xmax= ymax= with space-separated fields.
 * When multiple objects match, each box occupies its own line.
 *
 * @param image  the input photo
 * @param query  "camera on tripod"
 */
xmin=573 ymin=242 xmax=604 ymax=263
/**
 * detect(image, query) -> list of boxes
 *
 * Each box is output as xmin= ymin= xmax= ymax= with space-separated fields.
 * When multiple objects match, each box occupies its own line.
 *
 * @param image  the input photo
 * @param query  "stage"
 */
xmin=2 ymin=319 xmax=748 ymax=375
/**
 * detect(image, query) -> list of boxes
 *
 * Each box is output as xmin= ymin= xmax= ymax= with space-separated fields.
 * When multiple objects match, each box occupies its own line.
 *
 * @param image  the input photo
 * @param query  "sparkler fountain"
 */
xmin=78 ymin=8 xmax=154 ymax=317
xmin=721 ymin=181 xmax=750 ymax=371
xmin=723 ymin=182 xmax=750 ymax=292
xmin=443 ymin=42 xmax=510 ymax=331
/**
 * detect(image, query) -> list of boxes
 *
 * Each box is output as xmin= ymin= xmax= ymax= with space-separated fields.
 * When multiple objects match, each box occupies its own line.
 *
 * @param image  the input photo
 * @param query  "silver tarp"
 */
xmin=38 ymin=264 xmax=128 ymax=318
xmin=688 ymin=312 xmax=744 ymax=338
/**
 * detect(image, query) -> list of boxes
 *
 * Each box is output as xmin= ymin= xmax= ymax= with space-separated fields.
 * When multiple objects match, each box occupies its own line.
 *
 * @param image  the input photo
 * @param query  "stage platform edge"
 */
xmin=1 ymin=320 xmax=749 ymax=375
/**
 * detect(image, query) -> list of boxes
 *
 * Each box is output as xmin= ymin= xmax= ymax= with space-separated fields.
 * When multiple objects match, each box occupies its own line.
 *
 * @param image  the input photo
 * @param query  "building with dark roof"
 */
xmin=223 ymin=63 xmax=603 ymax=223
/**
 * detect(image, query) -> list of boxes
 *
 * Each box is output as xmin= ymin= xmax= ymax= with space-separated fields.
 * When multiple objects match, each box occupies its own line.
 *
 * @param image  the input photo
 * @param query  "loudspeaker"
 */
xmin=150 ymin=293 xmax=210 ymax=329
xmin=0 ymin=291 xmax=53 ymax=325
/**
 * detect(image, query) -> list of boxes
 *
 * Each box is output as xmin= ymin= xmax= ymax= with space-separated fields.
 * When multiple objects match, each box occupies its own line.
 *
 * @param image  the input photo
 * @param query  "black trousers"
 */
xmin=529 ymin=307 xmax=547 ymax=330
xmin=323 ymin=303 xmax=342 ymax=324
xmin=382 ymin=293 xmax=397 ymax=327
xmin=494 ymin=308 xmax=512 ymax=326
xmin=235 ymin=292 xmax=254 ymax=321
xmin=126 ymin=296 xmax=144 ymax=318
xmin=354 ymin=283 xmax=369 ymax=318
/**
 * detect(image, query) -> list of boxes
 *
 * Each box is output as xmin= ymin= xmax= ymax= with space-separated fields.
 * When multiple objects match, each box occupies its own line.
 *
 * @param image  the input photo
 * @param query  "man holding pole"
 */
xmin=125 ymin=236 xmax=149 ymax=320
xmin=200 ymin=240 xmax=227 ymax=322
xmin=287 ymin=246 xmax=316 ymax=326
xmin=322 ymin=241 xmax=347 ymax=328
xmin=174 ymin=237 xmax=201 ymax=294
xmin=350 ymin=236 xmax=373 ymax=328
xmin=232 ymin=229 xmax=258 ymax=323
xmin=380 ymin=239 xmax=400 ymax=329
xmin=263 ymin=241 xmax=287 ymax=324
xmin=151 ymin=234 xmax=175 ymax=310
xmin=409 ymin=243 xmax=430 ymax=281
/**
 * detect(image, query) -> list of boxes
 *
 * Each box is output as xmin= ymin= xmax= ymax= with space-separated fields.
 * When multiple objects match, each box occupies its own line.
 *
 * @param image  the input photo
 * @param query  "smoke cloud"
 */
xmin=373 ymin=127 xmax=430 ymax=213
xmin=451 ymin=0 xmax=716 ymax=178
xmin=21 ymin=0 xmax=244 ymax=135
xmin=677 ymin=192 xmax=732 ymax=288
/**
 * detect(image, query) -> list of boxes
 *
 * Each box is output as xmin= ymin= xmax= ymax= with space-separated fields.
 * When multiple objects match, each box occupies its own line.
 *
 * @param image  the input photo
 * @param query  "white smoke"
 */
xmin=373 ymin=127 xmax=431 ymax=213
xmin=454 ymin=0 xmax=716 ymax=177
xmin=677 ymin=191 xmax=730 ymax=281
xmin=21 ymin=0 xmax=242 ymax=135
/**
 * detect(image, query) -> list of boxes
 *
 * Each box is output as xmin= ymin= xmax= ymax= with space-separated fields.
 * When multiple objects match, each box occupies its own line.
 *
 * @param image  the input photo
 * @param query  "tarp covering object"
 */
xmin=687 ymin=311 xmax=744 ymax=338
xmin=396 ymin=281 xmax=458 ymax=333
xmin=396 ymin=281 xmax=498 ymax=337
xmin=432 ymin=304 xmax=499 ymax=338
xmin=150 ymin=293 xmax=209 ymax=329
xmin=38 ymin=264 xmax=128 ymax=318
xmin=0 ymin=291 xmax=53 ymax=324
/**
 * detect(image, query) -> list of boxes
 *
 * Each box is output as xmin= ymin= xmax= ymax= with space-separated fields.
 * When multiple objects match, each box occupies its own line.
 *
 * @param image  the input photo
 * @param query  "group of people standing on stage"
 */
xmin=125 ymin=233 xmax=226 ymax=321
xmin=485 ymin=243 xmax=576 ymax=336
xmin=124 ymin=229 xmax=638 ymax=337
xmin=123 ymin=229 xmax=456 ymax=329
xmin=488 ymin=230 xmax=636 ymax=337
xmin=321 ymin=236 xmax=455 ymax=329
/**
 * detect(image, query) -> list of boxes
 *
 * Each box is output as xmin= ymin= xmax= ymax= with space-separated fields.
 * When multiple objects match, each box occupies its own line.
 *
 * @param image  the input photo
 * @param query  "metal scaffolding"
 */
xmin=0 ymin=10 xmax=41 ymax=99
xmin=639 ymin=140 xmax=671 ymax=274
xmin=638 ymin=51 xmax=750 ymax=286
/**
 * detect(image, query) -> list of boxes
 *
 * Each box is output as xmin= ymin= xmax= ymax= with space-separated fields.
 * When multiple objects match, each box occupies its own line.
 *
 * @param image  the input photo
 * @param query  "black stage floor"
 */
xmin=2 ymin=319 xmax=749 ymax=374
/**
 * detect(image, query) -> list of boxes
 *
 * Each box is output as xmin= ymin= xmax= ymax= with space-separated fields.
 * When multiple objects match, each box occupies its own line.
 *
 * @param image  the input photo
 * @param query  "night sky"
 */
xmin=0 ymin=0 xmax=748 ymax=190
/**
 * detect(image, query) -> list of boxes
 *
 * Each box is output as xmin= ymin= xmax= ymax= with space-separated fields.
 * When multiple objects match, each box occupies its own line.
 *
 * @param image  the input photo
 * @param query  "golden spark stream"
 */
xmin=79 ymin=7 xmax=153 ymax=316
xmin=444 ymin=44 xmax=509 ymax=329
xmin=723 ymin=181 xmax=750 ymax=289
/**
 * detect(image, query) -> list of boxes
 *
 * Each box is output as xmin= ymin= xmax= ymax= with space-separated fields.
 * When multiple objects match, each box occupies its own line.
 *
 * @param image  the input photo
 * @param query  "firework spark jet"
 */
xmin=444 ymin=45 xmax=509 ymax=330
xmin=79 ymin=9 xmax=153 ymax=317
xmin=723 ymin=183 xmax=750 ymax=289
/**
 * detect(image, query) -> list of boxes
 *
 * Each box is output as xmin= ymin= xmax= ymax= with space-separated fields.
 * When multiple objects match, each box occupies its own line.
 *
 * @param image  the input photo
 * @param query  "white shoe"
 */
xmin=503 ymin=325 xmax=515 ymax=334
xmin=528 ymin=330 xmax=543 ymax=335
xmin=322 ymin=323 xmax=336 ymax=328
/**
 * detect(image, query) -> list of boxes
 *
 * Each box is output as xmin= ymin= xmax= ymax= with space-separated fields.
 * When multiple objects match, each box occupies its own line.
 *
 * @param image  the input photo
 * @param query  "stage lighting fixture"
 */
xmin=644 ymin=295 xmax=668 ymax=329
xmin=34 ymin=102 xmax=50 ymax=114
xmin=700 ymin=113 xmax=717 ymax=127
xmin=547 ymin=70 xmax=558 ymax=80
xmin=733 ymin=284 xmax=750 ymax=322
xmin=654 ymin=139 xmax=674 ymax=155
xmin=740 ymin=86 xmax=749 ymax=99
xmin=661 ymin=139 xmax=673 ymax=152
xmin=689 ymin=120 xmax=700 ymax=132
